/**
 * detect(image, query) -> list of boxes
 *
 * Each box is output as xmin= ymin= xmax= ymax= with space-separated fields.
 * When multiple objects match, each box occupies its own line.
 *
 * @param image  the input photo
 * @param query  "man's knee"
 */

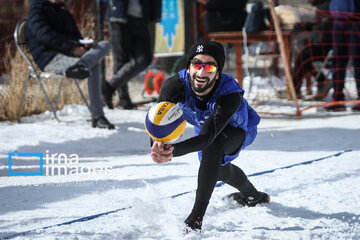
xmin=202 ymin=136 xmax=225 ymax=161
xmin=96 ymin=41 xmax=111 ymax=55
xmin=219 ymin=127 xmax=245 ymax=155
xmin=136 ymin=53 xmax=152 ymax=69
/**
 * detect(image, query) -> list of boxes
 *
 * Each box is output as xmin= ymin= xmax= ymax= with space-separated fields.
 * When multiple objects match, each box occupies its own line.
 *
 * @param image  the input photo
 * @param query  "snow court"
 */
xmin=1 ymin=150 xmax=357 ymax=240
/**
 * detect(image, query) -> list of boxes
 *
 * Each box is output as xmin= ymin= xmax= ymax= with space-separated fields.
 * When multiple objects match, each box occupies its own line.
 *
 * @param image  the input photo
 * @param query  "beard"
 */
xmin=189 ymin=73 xmax=217 ymax=94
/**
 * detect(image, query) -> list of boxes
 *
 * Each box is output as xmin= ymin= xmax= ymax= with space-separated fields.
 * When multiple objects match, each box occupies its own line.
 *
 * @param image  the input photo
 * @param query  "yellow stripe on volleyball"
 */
xmin=147 ymin=120 xmax=186 ymax=143
xmin=153 ymin=102 xmax=176 ymax=125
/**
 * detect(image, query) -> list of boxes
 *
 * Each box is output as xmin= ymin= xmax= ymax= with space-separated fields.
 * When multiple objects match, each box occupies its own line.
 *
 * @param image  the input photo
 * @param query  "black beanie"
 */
xmin=186 ymin=40 xmax=225 ymax=73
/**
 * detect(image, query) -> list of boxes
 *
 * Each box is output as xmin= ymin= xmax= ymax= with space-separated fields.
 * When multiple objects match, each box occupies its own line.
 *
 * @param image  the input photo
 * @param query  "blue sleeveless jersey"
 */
xmin=178 ymin=69 xmax=260 ymax=165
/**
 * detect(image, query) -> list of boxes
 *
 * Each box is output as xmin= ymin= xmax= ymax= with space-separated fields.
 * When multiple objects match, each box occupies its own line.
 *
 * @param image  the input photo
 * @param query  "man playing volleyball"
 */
xmin=150 ymin=40 xmax=270 ymax=232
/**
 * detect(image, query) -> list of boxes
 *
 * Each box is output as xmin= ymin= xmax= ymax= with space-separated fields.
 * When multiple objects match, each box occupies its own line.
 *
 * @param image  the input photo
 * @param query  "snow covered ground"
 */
xmin=0 ymin=105 xmax=359 ymax=240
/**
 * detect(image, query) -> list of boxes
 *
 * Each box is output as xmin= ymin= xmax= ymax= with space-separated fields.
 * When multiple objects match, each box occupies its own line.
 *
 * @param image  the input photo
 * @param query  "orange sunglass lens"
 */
xmin=204 ymin=64 xmax=216 ymax=73
xmin=192 ymin=62 xmax=217 ymax=73
xmin=193 ymin=63 xmax=202 ymax=70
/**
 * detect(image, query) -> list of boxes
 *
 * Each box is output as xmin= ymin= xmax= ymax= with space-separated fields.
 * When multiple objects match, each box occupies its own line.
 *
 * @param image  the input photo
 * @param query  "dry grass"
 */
xmin=0 ymin=47 xmax=24 ymax=121
xmin=0 ymin=49 xmax=88 ymax=122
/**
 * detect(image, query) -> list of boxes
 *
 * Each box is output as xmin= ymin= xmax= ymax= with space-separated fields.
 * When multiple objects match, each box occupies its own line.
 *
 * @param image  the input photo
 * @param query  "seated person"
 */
xmin=26 ymin=0 xmax=114 ymax=129
xmin=292 ymin=0 xmax=332 ymax=100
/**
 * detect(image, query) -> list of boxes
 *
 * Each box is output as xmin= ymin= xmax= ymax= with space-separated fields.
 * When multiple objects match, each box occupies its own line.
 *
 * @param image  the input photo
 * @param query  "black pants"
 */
xmin=190 ymin=126 xmax=259 ymax=219
xmin=108 ymin=17 xmax=153 ymax=100
xmin=332 ymin=20 xmax=360 ymax=100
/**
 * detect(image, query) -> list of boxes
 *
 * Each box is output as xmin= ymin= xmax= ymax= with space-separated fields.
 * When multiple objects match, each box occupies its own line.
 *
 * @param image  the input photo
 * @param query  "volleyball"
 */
xmin=145 ymin=101 xmax=186 ymax=143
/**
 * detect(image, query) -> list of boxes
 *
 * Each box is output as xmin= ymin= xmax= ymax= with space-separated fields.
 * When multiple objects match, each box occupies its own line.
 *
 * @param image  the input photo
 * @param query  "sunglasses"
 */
xmin=191 ymin=60 xmax=217 ymax=73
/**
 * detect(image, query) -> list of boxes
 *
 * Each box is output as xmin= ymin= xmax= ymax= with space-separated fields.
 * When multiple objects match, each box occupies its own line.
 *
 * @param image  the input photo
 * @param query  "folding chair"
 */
xmin=14 ymin=18 xmax=90 ymax=122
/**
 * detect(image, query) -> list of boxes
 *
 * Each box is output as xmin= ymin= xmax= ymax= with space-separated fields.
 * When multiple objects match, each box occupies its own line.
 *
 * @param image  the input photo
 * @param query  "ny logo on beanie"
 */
xmin=196 ymin=45 xmax=203 ymax=53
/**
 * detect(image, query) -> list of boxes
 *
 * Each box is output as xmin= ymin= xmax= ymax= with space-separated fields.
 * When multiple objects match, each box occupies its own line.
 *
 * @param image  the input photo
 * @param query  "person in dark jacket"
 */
xmin=292 ymin=0 xmax=333 ymax=100
xmin=26 ymin=0 xmax=115 ymax=129
xmin=150 ymin=41 xmax=270 ymax=232
xmin=325 ymin=0 xmax=360 ymax=111
xmin=102 ymin=0 xmax=162 ymax=109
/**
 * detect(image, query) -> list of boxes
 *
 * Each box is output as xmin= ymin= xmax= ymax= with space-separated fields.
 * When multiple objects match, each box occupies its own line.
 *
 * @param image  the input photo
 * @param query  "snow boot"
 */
xmin=92 ymin=115 xmax=115 ymax=130
xmin=65 ymin=64 xmax=90 ymax=79
xmin=226 ymin=191 xmax=270 ymax=207
xmin=184 ymin=215 xmax=202 ymax=233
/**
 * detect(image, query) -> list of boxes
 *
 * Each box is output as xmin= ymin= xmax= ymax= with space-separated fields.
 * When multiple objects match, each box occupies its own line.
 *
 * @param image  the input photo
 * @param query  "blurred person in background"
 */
xmin=26 ymin=0 xmax=115 ymax=129
xmin=325 ymin=0 xmax=360 ymax=111
xmin=102 ymin=0 xmax=162 ymax=110
xmin=292 ymin=0 xmax=333 ymax=100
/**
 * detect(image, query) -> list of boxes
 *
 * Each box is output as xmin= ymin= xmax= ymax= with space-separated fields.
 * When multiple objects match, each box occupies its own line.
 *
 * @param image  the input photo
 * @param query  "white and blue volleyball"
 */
xmin=145 ymin=101 xmax=186 ymax=143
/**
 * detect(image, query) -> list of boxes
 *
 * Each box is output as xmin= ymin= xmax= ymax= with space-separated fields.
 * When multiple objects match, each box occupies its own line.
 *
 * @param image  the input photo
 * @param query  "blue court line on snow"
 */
xmin=171 ymin=149 xmax=352 ymax=196
xmin=1 ymin=149 xmax=352 ymax=240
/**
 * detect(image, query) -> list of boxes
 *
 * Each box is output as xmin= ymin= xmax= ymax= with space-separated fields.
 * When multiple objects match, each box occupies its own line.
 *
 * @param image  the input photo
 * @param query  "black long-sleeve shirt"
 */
xmin=157 ymin=73 xmax=243 ymax=157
